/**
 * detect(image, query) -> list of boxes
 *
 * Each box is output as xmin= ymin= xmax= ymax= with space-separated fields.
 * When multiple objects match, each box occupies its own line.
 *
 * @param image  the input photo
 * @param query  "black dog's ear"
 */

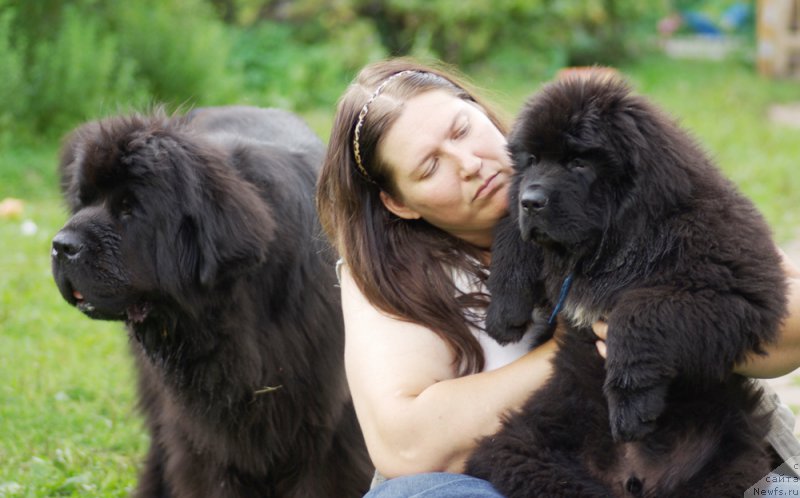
xmin=486 ymin=213 xmax=547 ymax=345
xmin=119 ymin=127 xmax=277 ymax=291
xmin=57 ymin=121 xmax=101 ymax=213
xmin=195 ymin=180 xmax=275 ymax=289
xmin=112 ymin=123 xmax=277 ymax=292
xmin=58 ymin=131 xmax=79 ymax=197
xmin=179 ymin=150 xmax=276 ymax=289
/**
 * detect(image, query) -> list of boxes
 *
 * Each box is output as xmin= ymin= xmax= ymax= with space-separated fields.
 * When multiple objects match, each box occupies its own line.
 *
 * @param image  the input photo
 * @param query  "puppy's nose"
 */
xmin=52 ymin=230 xmax=84 ymax=260
xmin=520 ymin=187 xmax=549 ymax=213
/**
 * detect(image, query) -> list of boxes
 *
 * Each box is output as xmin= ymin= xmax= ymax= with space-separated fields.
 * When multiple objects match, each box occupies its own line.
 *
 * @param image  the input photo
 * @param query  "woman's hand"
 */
xmin=735 ymin=249 xmax=800 ymax=378
xmin=593 ymin=320 xmax=608 ymax=359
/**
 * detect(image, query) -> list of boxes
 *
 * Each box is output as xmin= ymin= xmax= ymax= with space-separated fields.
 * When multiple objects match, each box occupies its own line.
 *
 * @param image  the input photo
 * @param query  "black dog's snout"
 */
xmin=520 ymin=186 xmax=549 ymax=213
xmin=52 ymin=230 xmax=84 ymax=259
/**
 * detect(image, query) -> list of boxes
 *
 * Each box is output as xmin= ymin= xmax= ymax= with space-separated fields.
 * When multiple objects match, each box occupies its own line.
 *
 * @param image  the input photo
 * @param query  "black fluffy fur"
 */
xmin=51 ymin=106 xmax=371 ymax=497
xmin=466 ymin=75 xmax=788 ymax=497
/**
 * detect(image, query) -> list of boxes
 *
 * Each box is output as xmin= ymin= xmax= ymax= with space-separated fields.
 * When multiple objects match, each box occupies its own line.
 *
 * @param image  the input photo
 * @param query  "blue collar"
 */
xmin=547 ymin=272 xmax=574 ymax=326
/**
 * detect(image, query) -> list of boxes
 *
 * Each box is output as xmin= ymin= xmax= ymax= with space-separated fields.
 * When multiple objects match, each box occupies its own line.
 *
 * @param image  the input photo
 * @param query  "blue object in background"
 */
xmin=681 ymin=10 xmax=723 ymax=35
xmin=720 ymin=3 xmax=752 ymax=31
xmin=680 ymin=3 xmax=752 ymax=36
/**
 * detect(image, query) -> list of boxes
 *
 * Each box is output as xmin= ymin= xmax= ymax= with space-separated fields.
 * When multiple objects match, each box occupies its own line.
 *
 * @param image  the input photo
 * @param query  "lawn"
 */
xmin=2 ymin=54 xmax=800 ymax=495
xmin=0 ymin=197 xmax=145 ymax=496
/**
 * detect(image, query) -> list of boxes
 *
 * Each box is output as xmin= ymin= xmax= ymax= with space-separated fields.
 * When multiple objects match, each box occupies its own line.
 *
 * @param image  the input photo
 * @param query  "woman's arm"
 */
xmin=340 ymin=265 xmax=557 ymax=478
xmin=735 ymin=249 xmax=800 ymax=378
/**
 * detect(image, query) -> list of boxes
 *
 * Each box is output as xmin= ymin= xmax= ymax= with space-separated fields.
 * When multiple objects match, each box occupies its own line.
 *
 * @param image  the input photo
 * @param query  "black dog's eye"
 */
xmin=118 ymin=194 xmax=136 ymax=219
xmin=78 ymin=185 xmax=98 ymax=207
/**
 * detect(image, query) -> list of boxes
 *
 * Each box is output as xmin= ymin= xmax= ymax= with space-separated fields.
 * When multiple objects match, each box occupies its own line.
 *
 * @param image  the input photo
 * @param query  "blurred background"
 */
xmin=1 ymin=0 xmax=800 ymax=495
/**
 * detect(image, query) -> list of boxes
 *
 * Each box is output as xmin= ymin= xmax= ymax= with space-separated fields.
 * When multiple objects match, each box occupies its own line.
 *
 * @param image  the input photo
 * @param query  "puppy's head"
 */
xmin=51 ymin=110 xmax=275 ymax=323
xmin=509 ymin=73 xmax=692 ymax=254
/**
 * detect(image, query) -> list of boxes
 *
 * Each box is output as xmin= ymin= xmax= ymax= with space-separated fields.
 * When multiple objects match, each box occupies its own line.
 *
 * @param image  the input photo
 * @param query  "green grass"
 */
xmin=0 ymin=199 xmax=147 ymax=496
xmin=0 ymin=142 xmax=60 ymax=203
xmin=624 ymin=57 xmax=800 ymax=239
xmin=2 ymin=55 xmax=800 ymax=495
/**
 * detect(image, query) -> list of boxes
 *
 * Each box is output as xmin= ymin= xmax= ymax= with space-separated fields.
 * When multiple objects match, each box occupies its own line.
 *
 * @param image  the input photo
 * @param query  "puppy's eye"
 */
xmin=514 ymin=152 xmax=536 ymax=170
xmin=569 ymin=158 xmax=590 ymax=171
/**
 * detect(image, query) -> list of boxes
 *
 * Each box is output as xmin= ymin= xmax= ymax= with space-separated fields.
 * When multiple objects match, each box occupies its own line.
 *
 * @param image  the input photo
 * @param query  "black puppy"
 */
xmin=467 ymin=74 xmax=787 ymax=497
xmin=52 ymin=107 xmax=371 ymax=497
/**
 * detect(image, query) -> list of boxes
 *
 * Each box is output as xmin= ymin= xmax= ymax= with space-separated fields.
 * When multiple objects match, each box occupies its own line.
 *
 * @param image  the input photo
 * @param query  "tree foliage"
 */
xmin=1 ymin=0 xmax=242 ymax=136
xmin=221 ymin=0 xmax=664 ymax=66
xmin=0 ymin=0 xmax=668 ymax=137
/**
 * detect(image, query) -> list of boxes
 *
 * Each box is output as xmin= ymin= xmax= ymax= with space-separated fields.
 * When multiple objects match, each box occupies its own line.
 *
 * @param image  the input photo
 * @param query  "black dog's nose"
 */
xmin=52 ymin=230 xmax=84 ymax=259
xmin=520 ymin=187 xmax=549 ymax=212
xmin=625 ymin=476 xmax=644 ymax=497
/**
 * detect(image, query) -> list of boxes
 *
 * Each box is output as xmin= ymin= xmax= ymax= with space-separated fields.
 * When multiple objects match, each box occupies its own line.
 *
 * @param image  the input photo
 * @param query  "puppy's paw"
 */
xmin=606 ymin=384 xmax=667 ymax=442
xmin=486 ymin=300 xmax=534 ymax=345
xmin=486 ymin=314 xmax=529 ymax=345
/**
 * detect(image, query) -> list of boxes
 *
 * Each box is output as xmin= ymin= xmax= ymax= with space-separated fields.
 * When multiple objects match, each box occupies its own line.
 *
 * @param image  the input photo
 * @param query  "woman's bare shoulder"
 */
xmin=339 ymin=264 xmax=458 ymax=397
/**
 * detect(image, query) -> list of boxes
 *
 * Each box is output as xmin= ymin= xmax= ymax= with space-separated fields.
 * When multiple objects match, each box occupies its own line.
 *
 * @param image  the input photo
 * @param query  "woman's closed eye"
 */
xmin=421 ymin=158 xmax=439 ymax=179
xmin=418 ymin=113 xmax=470 ymax=180
xmin=453 ymin=118 xmax=470 ymax=140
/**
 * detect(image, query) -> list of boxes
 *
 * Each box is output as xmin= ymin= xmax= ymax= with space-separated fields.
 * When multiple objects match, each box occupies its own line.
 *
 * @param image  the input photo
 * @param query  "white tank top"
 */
xmin=337 ymin=259 xmax=533 ymax=372
xmin=450 ymin=264 xmax=534 ymax=372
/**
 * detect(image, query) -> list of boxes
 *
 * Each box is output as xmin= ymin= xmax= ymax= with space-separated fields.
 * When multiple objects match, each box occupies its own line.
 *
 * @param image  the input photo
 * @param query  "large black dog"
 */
xmin=51 ymin=107 xmax=371 ymax=497
xmin=466 ymin=75 xmax=788 ymax=496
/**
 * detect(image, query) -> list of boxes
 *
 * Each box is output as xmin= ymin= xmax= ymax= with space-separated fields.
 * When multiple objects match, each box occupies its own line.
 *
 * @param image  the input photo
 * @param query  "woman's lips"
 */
xmin=474 ymin=172 xmax=500 ymax=201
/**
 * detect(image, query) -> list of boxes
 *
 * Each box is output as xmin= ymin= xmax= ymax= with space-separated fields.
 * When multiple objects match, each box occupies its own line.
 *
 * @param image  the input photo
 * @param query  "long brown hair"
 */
xmin=316 ymin=58 xmax=509 ymax=375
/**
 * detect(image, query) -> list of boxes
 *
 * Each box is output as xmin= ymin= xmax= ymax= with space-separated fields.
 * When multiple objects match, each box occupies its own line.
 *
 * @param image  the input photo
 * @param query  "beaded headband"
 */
xmin=352 ymin=70 xmax=419 ymax=183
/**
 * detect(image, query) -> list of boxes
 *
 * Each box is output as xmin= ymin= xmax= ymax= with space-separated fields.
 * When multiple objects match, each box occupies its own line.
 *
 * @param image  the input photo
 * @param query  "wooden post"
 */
xmin=758 ymin=0 xmax=800 ymax=77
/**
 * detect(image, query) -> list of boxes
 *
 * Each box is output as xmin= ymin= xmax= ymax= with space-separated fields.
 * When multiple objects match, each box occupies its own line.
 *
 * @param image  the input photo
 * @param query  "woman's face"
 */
xmin=377 ymin=89 xmax=513 ymax=248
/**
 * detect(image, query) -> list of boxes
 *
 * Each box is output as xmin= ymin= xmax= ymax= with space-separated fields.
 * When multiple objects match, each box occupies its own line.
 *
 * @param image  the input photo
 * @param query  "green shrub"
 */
xmin=111 ymin=0 xmax=243 ymax=108
xmin=3 ymin=0 xmax=244 ymax=133
xmin=24 ymin=5 xmax=145 ymax=135
xmin=278 ymin=0 xmax=667 ymax=68
xmin=0 ymin=8 xmax=23 ymax=143
xmin=231 ymin=19 xmax=385 ymax=110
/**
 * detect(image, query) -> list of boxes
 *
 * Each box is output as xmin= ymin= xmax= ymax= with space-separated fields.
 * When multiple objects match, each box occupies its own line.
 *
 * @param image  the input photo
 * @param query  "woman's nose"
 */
xmin=458 ymin=152 xmax=482 ymax=179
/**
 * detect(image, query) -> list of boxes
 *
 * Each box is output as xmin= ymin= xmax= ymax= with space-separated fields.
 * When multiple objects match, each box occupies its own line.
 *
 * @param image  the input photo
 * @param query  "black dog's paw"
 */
xmin=486 ymin=292 xmax=534 ymax=344
xmin=485 ymin=299 xmax=531 ymax=345
xmin=606 ymin=384 xmax=668 ymax=442
xmin=486 ymin=301 xmax=556 ymax=347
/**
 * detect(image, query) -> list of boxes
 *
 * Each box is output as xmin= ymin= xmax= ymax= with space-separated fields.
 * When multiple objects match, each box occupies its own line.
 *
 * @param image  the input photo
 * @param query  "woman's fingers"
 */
xmin=592 ymin=320 xmax=608 ymax=340
xmin=592 ymin=319 xmax=608 ymax=359
xmin=596 ymin=340 xmax=607 ymax=359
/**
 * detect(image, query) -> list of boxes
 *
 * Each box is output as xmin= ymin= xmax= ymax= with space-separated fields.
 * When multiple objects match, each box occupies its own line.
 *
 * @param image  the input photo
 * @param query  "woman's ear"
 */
xmin=379 ymin=191 xmax=421 ymax=220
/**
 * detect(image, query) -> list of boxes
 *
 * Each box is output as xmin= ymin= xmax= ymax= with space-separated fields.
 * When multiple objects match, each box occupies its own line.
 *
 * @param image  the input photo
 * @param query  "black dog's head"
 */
xmin=508 ymin=73 xmax=695 ymax=256
xmin=51 ymin=110 xmax=275 ymax=323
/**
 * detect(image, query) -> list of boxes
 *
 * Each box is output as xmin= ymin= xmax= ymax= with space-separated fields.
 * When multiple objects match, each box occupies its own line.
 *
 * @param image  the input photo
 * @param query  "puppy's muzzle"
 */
xmin=520 ymin=185 xmax=549 ymax=214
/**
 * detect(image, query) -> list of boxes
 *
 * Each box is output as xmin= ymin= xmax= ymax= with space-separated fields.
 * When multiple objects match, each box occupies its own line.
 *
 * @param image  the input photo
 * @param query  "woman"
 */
xmin=316 ymin=57 xmax=800 ymax=497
